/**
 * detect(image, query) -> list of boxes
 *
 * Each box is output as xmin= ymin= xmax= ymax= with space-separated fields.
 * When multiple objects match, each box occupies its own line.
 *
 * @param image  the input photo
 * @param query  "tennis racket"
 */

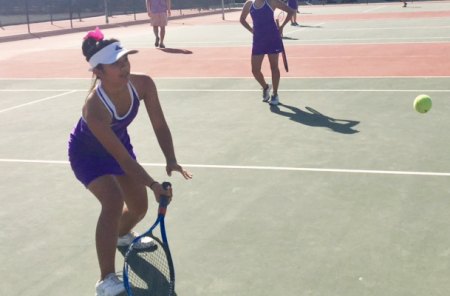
xmin=123 ymin=181 xmax=175 ymax=296
xmin=277 ymin=9 xmax=286 ymax=26
xmin=276 ymin=10 xmax=286 ymax=38
xmin=276 ymin=18 xmax=289 ymax=72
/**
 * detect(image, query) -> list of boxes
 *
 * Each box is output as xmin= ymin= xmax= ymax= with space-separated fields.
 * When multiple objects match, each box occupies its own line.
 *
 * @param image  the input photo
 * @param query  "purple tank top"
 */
xmin=250 ymin=0 xmax=278 ymax=35
xmin=249 ymin=0 xmax=283 ymax=55
xmin=150 ymin=0 xmax=168 ymax=13
xmin=69 ymin=82 xmax=140 ymax=152
xmin=288 ymin=0 xmax=298 ymax=9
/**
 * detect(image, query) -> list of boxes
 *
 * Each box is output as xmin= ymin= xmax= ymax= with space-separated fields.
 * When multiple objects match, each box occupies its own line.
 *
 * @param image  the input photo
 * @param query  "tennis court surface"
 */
xmin=1 ymin=1 xmax=450 ymax=295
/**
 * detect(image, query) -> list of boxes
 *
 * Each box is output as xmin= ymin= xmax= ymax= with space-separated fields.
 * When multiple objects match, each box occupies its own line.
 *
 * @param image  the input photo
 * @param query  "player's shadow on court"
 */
xmin=157 ymin=48 xmax=193 ymax=54
xmin=282 ymin=36 xmax=299 ymax=40
xmin=297 ymin=24 xmax=322 ymax=28
xmin=270 ymin=104 xmax=359 ymax=134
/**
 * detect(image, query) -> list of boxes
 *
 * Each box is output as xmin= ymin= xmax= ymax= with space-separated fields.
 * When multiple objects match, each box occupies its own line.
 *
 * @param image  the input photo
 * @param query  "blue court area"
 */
xmin=2 ymin=2 xmax=450 ymax=296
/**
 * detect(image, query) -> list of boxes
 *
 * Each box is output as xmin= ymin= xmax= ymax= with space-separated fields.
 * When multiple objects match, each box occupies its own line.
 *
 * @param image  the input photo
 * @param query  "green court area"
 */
xmin=1 ymin=76 xmax=450 ymax=296
xmin=1 ymin=1 xmax=450 ymax=295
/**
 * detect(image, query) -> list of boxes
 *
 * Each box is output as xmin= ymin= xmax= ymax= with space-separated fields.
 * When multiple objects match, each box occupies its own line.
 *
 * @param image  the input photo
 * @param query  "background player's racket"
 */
xmin=276 ymin=9 xmax=286 ymax=38
xmin=277 ymin=9 xmax=286 ymax=26
xmin=276 ymin=18 xmax=289 ymax=72
xmin=123 ymin=182 xmax=175 ymax=296
xmin=306 ymin=106 xmax=335 ymax=122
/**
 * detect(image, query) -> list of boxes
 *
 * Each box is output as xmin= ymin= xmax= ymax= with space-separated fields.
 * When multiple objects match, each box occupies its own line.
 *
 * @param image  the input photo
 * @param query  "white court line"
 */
xmin=0 ymin=90 xmax=77 ymax=114
xmin=292 ymin=54 xmax=449 ymax=59
xmin=136 ymin=39 xmax=450 ymax=47
xmin=156 ymin=75 xmax=450 ymax=79
xmin=157 ymin=89 xmax=450 ymax=92
xmin=0 ymin=89 xmax=85 ymax=92
xmin=0 ymin=78 xmax=91 ymax=80
xmin=1 ymin=76 xmax=450 ymax=80
xmin=1 ymin=88 xmax=450 ymax=93
xmin=323 ymin=25 xmax=450 ymax=32
xmin=362 ymin=5 xmax=387 ymax=13
xmin=0 ymin=158 xmax=449 ymax=177
xmin=288 ymin=37 xmax=450 ymax=44
xmin=285 ymin=23 xmax=325 ymax=35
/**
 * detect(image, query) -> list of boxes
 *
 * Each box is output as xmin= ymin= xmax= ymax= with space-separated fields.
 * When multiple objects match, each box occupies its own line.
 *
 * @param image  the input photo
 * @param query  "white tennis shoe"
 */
xmin=117 ymin=231 xmax=155 ymax=249
xmin=269 ymin=94 xmax=280 ymax=106
xmin=262 ymin=84 xmax=272 ymax=102
xmin=95 ymin=273 xmax=124 ymax=296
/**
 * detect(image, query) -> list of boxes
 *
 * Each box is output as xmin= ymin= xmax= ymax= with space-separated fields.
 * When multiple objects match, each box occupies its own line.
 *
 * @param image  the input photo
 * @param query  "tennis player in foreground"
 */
xmin=68 ymin=27 xmax=192 ymax=296
xmin=240 ymin=0 xmax=294 ymax=106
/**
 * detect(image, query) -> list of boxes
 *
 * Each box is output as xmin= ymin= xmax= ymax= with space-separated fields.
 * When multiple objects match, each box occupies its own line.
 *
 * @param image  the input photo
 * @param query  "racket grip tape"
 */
xmin=158 ymin=182 xmax=172 ymax=212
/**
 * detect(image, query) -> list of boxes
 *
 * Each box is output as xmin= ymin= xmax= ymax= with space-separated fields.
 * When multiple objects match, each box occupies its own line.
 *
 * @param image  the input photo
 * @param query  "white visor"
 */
xmin=88 ymin=42 xmax=138 ymax=71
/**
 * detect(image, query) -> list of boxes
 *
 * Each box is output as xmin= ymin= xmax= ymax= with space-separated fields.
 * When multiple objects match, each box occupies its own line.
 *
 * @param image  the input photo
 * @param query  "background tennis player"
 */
xmin=240 ymin=0 xmax=295 ymax=106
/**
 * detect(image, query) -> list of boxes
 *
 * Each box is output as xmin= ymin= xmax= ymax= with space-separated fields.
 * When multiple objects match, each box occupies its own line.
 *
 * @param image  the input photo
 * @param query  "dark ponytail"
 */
xmin=82 ymin=37 xmax=119 ymax=62
xmin=83 ymin=37 xmax=119 ymax=98
xmin=81 ymin=28 xmax=119 ymax=98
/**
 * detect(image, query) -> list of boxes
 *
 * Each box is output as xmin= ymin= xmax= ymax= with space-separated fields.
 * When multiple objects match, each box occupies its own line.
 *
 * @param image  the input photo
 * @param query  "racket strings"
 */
xmin=125 ymin=240 xmax=173 ymax=296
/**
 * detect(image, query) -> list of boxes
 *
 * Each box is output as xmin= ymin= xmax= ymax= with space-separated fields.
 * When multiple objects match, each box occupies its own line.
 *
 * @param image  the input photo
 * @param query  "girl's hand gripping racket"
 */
xmin=123 ymin=182 xmax=176 ymax=296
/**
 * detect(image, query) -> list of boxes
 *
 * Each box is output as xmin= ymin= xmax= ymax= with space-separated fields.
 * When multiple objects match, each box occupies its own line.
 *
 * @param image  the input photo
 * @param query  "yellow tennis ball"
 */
xmin=414 ymin=94 xmax=432 ymax=114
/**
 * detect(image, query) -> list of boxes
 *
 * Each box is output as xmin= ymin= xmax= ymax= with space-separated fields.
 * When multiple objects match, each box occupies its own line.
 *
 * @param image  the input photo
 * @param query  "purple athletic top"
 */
xmin=68 ymin=82 xmax=140 ymax=187
xmin=250 ymin=0 xmax=283 ymax=55
xmin=149 ymin=0 xmax=168 ymax=13
xmin=288 ymin=0 xmax=298 ymax=10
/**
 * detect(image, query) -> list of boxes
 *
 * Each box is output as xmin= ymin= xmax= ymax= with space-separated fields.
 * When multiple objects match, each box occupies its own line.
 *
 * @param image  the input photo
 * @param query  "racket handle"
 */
xmin=159 ymin=181 xmax=172 ymax=209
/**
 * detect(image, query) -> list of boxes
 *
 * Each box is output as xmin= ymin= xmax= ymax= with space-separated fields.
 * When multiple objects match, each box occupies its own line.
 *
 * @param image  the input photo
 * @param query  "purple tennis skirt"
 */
xmin=252 ymin=34 xmax=283 ymax=55
xmin=68 ymin=137 xmax=136 ymax=187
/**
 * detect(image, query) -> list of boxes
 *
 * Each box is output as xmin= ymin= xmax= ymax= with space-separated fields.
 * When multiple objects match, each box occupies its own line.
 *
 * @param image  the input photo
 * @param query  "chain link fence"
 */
xmin=0 ymin=0 xmax=239 ymax=27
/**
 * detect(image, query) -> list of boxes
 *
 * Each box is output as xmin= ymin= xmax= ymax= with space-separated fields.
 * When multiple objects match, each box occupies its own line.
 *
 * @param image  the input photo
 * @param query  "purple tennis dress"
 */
xmin=68 ymin=82 xmax=140 ymax=187
xmin=250 ymin=0 xmax=283 ymax=56
xmin=288 ymin=0 xmax=298 ymax=10
xmin=149 ymin=0 xmax=168 ymax=13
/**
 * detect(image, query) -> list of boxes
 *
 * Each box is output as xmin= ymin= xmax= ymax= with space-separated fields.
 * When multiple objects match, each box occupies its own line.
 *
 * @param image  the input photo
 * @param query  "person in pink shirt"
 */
xmin=146 ymin=0 xmax=171 ymax=48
